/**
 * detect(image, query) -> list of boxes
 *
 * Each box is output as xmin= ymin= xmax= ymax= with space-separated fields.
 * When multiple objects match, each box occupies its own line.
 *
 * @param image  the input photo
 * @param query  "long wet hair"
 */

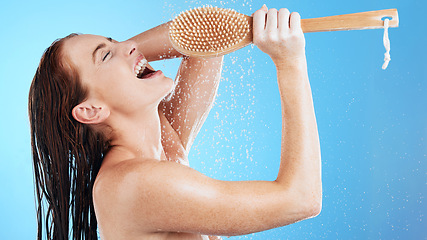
xmin=29 ymin=34 xmax=110 ymax=239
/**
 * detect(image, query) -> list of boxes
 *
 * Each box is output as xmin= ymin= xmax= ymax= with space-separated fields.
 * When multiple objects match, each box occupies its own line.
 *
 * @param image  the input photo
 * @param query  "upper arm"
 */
xmin=95 ymin=159 xmax=318 ymax=236
xmin=159 ymin=56 xmax=223 ymax=152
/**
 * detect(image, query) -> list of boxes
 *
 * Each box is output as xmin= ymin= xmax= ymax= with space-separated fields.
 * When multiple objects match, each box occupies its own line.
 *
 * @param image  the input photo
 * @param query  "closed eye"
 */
xmin=102 ymin=51 xmax=111 ymax=61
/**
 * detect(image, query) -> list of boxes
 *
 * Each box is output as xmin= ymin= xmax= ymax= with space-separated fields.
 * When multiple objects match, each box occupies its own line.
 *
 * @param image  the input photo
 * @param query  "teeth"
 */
xmin=139 ymin=58 xmax=147 ymax=67
xmin=135 ymin=58 xmax=148 ymax=77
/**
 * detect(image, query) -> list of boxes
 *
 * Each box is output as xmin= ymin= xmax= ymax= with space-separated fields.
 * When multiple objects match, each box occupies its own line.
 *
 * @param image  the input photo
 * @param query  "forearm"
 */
xmin=163 ymin=56 xmax=223 ymax=151
xmin=275 ymin=59 xmax=322 ymax=206
xmin=128 ymin=21 xmax=183 ymax=62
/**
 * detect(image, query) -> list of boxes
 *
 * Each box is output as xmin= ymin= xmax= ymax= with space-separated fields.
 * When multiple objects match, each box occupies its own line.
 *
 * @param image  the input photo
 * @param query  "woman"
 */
xmin=29 ymin=4 xmax=321 ymax=240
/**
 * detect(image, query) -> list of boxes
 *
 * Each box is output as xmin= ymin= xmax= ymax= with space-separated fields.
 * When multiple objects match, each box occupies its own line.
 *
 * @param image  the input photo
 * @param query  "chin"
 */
xmin=159 ymin=76 xmax=176 ymax=102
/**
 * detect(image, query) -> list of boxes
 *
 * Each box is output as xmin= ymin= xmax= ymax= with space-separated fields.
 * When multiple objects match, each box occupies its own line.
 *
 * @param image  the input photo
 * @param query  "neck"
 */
xmin=104 ymin=107 xmax=166 ymax=164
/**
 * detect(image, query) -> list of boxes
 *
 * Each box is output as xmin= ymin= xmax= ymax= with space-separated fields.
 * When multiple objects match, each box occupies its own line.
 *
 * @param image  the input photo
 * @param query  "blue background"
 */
xmin=0 ymin=0 xmax=426 ymax=239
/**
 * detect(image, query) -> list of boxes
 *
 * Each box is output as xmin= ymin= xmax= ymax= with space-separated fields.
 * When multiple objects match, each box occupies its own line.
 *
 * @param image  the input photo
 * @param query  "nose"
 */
xmin=128 ymin=45 xmax=136 ymax=56
xmin=129 ymin=47 xmax=136 ymax=55
xmin=119 ymin=40 xmax=138 ymax=57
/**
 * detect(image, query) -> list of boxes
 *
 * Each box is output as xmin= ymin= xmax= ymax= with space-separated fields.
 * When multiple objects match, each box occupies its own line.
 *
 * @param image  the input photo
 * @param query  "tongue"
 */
xmin=141 ymin=70 xmax=156 ymax=79
xmin=138 ymin=67 xmax=155 ymax=79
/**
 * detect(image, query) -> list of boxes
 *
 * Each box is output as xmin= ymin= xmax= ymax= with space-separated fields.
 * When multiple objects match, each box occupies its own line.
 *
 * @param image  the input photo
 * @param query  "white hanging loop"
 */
xmin=382 ymin=18 xmax=391 ymax=70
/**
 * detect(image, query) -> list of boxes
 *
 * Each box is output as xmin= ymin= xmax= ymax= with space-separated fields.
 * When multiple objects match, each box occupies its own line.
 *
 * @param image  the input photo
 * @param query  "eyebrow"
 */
xmin=92 ymin=37 xmax=114 ymax=64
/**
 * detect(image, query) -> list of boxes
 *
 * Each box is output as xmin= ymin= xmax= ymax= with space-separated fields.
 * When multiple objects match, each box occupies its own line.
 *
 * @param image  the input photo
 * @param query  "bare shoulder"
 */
xmin=93 ymin=158 xmax=179 ymax=201
xmin=92 ymin=158 xmax=199 ymax=213
xmin=92 ymin=158 xmax=208 ymax=237
xmin=93 ymin=158 xmax=177 ymax=232
xmin=94 ymin=158 xmax=147 ymax=187
xmin=93 ymin=159 xmax=147 ymax=207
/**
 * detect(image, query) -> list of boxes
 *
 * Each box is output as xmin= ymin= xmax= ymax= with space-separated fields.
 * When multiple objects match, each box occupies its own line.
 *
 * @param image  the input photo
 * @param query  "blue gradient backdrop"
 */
xmin=0 ymin=0 xmax=425 ymax=239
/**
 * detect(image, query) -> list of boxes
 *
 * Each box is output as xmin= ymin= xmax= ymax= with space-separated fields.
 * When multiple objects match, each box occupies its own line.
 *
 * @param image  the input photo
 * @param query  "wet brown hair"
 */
xmin=29 ymin=34 xmax=109 ymax=239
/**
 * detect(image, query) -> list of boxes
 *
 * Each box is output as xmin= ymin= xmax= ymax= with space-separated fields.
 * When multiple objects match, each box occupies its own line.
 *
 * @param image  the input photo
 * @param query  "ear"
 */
xmin=72 ymin=101 xmax=110 ymax=125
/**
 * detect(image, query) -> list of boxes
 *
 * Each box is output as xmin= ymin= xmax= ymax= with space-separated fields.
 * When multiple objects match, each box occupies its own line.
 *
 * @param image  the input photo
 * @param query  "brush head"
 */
xmin=169 ymin=6 xmax=252 ymax=57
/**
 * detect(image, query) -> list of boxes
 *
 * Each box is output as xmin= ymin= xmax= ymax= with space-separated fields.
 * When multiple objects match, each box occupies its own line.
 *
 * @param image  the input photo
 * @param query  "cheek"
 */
xmin=90 ymin=69 xmax=175 ymax=112
xmin=89 ymin=72 xmax=129 ymax=103
xmin=97 ymin=65 xmax=133 ymax=91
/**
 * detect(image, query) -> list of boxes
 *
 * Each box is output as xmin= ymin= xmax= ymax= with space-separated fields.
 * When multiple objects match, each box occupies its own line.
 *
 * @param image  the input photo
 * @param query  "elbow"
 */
xmin=298 ymin=180 xmax=322 ymax=219
xmin=277 ymin=189 xmax=322 ymax=226
xmin=275 ymin=181 xmax=322 ymax=224
xmin=301 ymin=193 xmax=322 ymax=219
xmin=305 ymin=198 xmax=322 ymax=218
xmin=288 ymin=188 xmax=322 ymax=221
xmin=276 ymin=193 xmax=322 ymax=228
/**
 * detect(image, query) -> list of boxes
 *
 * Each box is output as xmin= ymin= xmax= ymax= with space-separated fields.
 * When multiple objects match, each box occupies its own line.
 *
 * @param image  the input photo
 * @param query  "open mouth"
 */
xmin=135 ymin=58 xmax=156 ymax=79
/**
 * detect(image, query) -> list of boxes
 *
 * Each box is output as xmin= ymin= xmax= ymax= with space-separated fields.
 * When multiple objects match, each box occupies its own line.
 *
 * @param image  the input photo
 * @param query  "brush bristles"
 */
xmin=169 ymin=6 xmax=250 ymax=54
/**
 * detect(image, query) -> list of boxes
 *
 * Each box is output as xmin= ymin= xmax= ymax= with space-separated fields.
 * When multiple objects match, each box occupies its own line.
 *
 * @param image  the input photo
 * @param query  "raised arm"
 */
xmin=127 ymin=21 xmax=183 ymax=61
xmin=128 ymin=21 xmax=224 ymax=153
xmin=252 ymin=6 xmax=321 ymax=189
xmin=159 ymin=56 xmax=223 ymax=152
xmin=95 ymin=5 xmax=321 ymax=237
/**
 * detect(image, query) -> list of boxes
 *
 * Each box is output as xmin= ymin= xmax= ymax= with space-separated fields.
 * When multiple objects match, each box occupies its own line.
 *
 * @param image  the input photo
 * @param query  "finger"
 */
xmin=290 ymin=12 xmax=302 ymax=32
xmin=253 ymin=8 xmax=267 ymax=41
xmin=266 ymin=8 xmax=278 ymax=30
xmin=278 ymin=8 xmax=290 ymax=32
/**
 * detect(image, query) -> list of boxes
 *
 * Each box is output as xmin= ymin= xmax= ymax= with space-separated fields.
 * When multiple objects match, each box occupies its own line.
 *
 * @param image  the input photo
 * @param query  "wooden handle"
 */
xmin=301 ymin=9 xmax=399 ymax=33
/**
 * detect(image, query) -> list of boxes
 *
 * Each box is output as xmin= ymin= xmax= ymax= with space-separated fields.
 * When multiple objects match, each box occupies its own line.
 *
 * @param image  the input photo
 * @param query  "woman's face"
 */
xmin=63 ymin=34 xmax=174 ymax=116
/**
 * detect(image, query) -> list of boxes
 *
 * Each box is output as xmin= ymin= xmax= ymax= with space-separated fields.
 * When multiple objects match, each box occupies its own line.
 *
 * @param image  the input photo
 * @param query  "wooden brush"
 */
xmin=169 ymin=6 xmax=399 ymax=57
